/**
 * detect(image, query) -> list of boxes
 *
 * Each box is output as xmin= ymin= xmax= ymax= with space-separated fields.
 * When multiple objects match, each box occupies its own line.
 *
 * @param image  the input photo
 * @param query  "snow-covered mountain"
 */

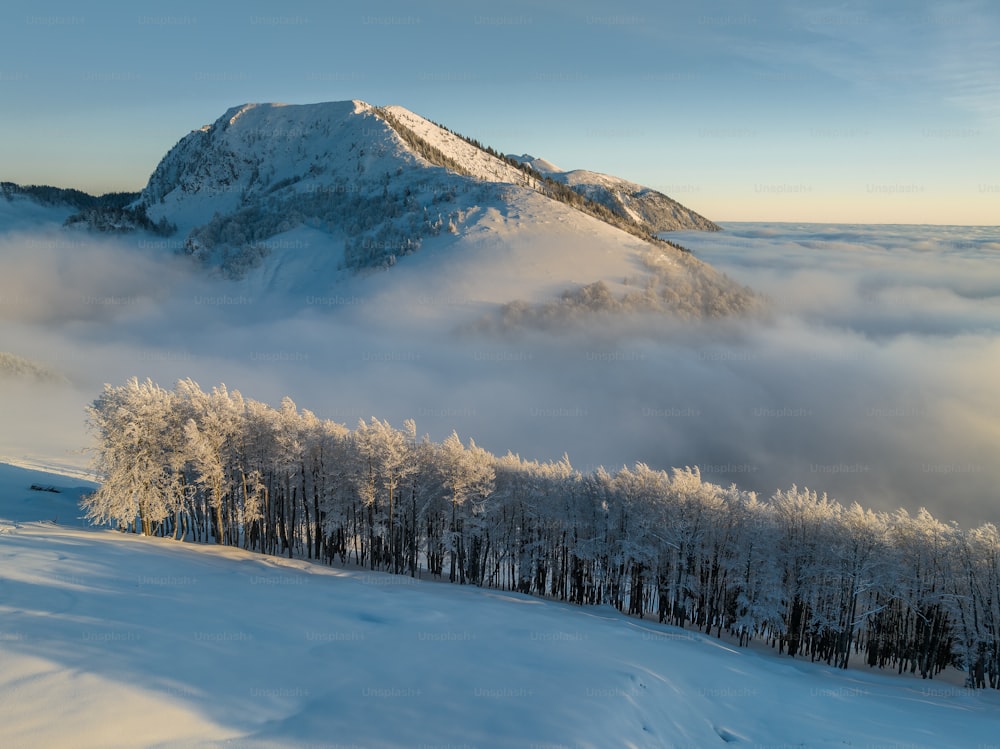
xmin=506 ymin=155 xmax=721 ymax=232
xmin=142 ymin=101 xmax=717 ymax=238
xmin=132 ymin=99 xmax=751 ymax=322
xmin=3 ymin=100 xmax=747 ymax=324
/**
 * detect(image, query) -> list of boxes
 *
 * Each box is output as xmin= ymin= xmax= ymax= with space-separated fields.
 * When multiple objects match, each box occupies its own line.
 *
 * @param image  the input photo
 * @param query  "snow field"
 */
xmin=3 ymin=462 xmax=1000 ymax=748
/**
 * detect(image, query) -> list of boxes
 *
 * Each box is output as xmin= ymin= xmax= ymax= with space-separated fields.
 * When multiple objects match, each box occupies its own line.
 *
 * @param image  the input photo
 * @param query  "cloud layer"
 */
xmin=2 ymin=221 xmax=998 ymax=527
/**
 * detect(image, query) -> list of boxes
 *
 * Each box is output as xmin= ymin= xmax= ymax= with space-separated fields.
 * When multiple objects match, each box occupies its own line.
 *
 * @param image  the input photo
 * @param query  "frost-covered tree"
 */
xmin=84 ymin=378 xmax=183 ymax=535
xmin=83 ymin=377 xmax=1000 ymax=688
xmin=437 ymin=432 xmax=494 ymax=583
xmin=350 ymin=418 xmax=416 ymax=570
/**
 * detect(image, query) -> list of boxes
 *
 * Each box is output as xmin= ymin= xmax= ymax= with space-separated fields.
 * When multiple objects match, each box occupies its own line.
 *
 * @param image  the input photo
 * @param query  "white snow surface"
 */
xmin=381 ymin=105 xmax=544 ymax=189
xmin=141 ymin=100 xmax=394 ymax=234
xmin=220 ymin=188 xmax=665 ymax=320
xmin=561 ymin=169 xmax=651 ymax=225
xmin=132 ymin=98 xmax=720 ymax=320
xmin=137 ymin=99 xmax=717 ymax=286
xmin=507 ymin=154 xmax=563 ymax=174
xmin=141 ymin=98 xmax=552 ymax=237
xmin=3 ymin=461 xmax=999 ymax=749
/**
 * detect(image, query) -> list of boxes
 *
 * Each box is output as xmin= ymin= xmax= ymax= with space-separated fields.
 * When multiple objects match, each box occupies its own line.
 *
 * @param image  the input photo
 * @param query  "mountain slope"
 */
xmin=0 ymin=181 xmax=126 ymax=213
xmin=136 ymin=100 xmax=754 ymax=322
xmin=505 ymin=155 xmax=721 ymax=232
xmin=142 ymin=100 xmax=395 ymax=231
xmin=3 ymin=461 xmax=1000 ymax=749
xmin=141 ymin=100 xmax=501 ymax=277
xmin=557 ymin=168 xmax=721 ymax=232
xmin=375 ymin=106 xmax=716 ymax=237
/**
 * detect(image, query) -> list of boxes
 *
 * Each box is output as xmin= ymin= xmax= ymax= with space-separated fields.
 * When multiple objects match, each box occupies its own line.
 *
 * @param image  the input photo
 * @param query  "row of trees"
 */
xmin=85 ymin=378 xmax=1000 ymax=688
xmin=1 ymin=181 xmax=137 ymax=211
xmin=65 ymin=203 xmax=176 ymax=237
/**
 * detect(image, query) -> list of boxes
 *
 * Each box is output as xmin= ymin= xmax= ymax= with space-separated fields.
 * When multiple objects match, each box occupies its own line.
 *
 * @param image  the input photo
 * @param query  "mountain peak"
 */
xmin=193 ymin=101 xmax=376 ymax=137
xmin=129 ymin=99 xmax=746 ymax=320
xmin=144 ymin=99 xmax=717 ymax=237
xmin=221 ymin=102 xmax=260 ymax=127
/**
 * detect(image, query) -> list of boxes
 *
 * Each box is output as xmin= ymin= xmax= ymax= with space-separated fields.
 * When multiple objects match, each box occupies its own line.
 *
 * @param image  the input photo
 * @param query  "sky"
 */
xmin=1 ymin=0 xmax=997 ymax=225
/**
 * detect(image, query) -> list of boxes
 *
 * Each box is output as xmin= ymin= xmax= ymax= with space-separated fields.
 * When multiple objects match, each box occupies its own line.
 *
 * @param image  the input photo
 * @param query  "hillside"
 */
xmin=3 ymin=460 xmax=1000 ymax=749
xmin=505 ymin=155 xmax=721 ymax=232
xmin=557 ymin=168 xmax=722 ymax=232
xmin=2 ymin=100 xmax=750 ymax=326
xmin=130 ymin=99 xmax=754 ymax=322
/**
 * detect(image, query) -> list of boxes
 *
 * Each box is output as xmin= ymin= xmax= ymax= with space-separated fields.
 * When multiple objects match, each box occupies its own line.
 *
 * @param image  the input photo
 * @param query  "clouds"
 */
xmin=659 ymin=223 xmax=1000 ymax=523
xmin=0 ymin=228 xmax=192 ymax=326
xmin=2 ymin=218 xmax=998 ymax=528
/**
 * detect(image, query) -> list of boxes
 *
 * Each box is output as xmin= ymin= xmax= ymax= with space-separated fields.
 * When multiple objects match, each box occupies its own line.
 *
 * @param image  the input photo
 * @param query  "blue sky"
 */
xmin=1 ymin=0 xmax=997 ymax=224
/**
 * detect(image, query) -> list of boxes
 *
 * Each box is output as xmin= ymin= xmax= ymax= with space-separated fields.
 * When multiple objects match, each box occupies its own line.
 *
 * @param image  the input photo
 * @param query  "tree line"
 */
xmin=1 ymin=181 xmax=137 ymax=211
xmin=84 ymin=378 xmax=1000 ymax=689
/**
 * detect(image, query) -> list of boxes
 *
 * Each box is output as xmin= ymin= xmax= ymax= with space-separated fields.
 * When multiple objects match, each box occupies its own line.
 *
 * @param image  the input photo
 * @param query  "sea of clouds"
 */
xmin=2 ymin=217 xmax=998 ymax=527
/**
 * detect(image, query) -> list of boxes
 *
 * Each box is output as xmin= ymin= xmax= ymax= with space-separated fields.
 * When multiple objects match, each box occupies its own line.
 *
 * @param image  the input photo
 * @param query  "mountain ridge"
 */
xmin=5 ymin=100 xmax=757 ymax=324
xmin=136 ymin=100 xmax=720 ymax=274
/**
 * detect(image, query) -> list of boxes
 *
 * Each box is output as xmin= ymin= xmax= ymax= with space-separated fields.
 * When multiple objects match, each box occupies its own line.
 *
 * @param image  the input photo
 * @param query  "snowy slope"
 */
xmin=507 ymin=153 xmax=563 ymax=174
xmin=555 ymin=168 xmax=721 ymax=232
xmin=501 ymin=155 xmax=721 ymax=232
xmin=139 ymin=98 xmax=531 ymax=236
xmin=142 ymin=100 xmax=397 ymax=232
xmin=139 ymin=100 xmax=537 ymax=280
xmin=0 ymin=462 xmax=94 ymax=526
xmin=133 ymin=99 xmax=752 ymax=322
xmin=371 ymin=108 xmax=720 ymax=232
xmin=380 ymin=104 xmax=544 ymax=188
xmin=3 ymin=461 xmax=1000 ymax=749
xmin=231 ymin=190 xmax=645 ymax=313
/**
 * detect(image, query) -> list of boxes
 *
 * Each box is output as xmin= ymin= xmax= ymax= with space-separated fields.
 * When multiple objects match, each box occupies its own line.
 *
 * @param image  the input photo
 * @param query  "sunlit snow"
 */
xmin=2 ymin=462 xmax=1000 ymax=748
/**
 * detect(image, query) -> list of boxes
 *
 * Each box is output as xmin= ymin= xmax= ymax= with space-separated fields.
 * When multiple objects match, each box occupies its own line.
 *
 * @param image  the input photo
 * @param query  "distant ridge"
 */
xmin=1 ymin=181 xmax=137 ymax=212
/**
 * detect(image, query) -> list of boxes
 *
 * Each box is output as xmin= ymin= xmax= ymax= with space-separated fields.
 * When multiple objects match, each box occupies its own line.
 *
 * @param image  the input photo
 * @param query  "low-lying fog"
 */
xmin=2 ymin=219 xmax=998 ymax=527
